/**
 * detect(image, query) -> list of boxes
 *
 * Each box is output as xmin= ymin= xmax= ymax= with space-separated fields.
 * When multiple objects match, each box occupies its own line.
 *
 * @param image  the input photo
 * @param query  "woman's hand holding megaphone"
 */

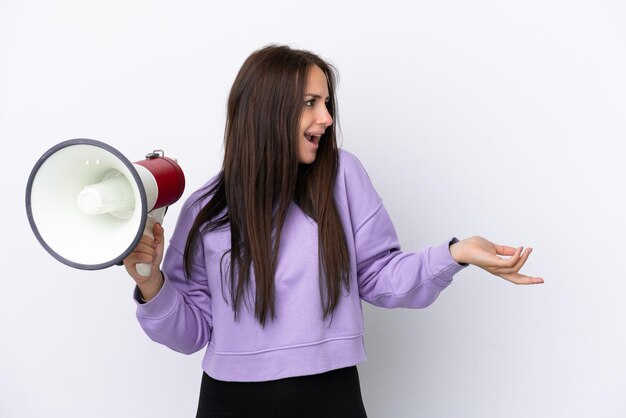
xmin=123 ymin=222 xmax=165 ymax=302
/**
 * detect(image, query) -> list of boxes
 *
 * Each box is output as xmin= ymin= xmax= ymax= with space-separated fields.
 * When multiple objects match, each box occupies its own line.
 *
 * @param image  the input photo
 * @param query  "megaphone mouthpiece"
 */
xmin=77 ymin=171 xmax=135 ymax=217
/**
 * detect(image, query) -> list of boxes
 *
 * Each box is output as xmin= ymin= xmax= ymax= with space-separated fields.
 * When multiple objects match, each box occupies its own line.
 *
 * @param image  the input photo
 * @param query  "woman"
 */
xmin=124 ymin=45 xmax=543 ymax=418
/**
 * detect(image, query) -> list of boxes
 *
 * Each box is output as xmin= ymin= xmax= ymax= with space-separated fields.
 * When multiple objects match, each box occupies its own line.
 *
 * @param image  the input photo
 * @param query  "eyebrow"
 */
xmin=304 ymin=94 xmax=330 ymax=100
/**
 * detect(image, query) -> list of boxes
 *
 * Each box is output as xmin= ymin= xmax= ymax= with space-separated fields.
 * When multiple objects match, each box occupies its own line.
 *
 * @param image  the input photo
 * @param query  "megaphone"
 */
xmin=25 ymin=138 xmax=185 ymax=276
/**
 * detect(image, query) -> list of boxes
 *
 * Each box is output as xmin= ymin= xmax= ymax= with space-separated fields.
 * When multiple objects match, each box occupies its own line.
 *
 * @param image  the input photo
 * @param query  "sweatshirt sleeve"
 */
xmin=133 ymin=192 xmax=213 ymax=355
xmin=339 ymin=151 xmax=467 ymax=309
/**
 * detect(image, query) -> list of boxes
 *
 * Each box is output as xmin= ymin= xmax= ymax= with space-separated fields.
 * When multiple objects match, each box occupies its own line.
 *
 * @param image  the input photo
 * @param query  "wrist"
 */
xmin=137 ymin=272 xmax=164 ymax=302
xmin=449 ymin=238 xmax=468 ymax=266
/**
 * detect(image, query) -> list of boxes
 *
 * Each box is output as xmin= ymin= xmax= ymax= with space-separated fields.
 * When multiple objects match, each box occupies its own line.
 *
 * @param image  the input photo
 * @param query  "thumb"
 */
xmin=153 ymin=222 xmax=164 ymax=241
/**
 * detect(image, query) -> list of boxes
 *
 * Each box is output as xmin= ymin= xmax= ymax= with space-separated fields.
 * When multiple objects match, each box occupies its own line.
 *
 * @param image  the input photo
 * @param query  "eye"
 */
xmin=304 ymin=99 xmax=315 ymax=107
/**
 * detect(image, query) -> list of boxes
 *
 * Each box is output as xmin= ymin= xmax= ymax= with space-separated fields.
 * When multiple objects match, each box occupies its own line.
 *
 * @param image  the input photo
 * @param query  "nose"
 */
xmin=317 ymin=106 xmax=333 ymax=128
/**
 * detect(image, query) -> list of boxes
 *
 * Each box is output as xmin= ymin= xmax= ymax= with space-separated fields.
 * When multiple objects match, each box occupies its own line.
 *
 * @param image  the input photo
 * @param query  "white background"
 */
xmin=1 ymin=1 xmax=625 ymax=417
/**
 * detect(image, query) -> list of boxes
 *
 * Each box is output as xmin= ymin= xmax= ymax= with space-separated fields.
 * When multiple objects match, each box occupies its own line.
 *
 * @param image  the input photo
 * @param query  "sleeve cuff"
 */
xmin=135 ymin=272 xmax=180 ymax=319
xmin=429 ymin=238 xmax=468 ymax=283
xmin=448 ymin=237 xmax=469 ymax=266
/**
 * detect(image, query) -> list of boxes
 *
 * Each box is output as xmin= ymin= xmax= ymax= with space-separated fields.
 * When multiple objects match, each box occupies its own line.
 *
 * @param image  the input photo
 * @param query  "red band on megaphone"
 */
xmin=134 ymin=156 xmax=185 ymax=209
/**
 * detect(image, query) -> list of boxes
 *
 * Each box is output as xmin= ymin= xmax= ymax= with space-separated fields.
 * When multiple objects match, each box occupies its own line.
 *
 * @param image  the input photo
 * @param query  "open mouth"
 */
xmin=304 ymin=132 xmax=322 ymax=145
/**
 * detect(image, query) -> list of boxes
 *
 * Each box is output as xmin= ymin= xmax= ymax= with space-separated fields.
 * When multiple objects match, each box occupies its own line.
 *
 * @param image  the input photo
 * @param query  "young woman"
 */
xmin=124 ymin=45 xmax=543 ymax=418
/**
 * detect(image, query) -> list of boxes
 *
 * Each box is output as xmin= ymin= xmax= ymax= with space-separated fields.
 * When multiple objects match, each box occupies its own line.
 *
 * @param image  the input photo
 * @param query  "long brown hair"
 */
xmin=184 ymin=45 xmax=350 ymax=326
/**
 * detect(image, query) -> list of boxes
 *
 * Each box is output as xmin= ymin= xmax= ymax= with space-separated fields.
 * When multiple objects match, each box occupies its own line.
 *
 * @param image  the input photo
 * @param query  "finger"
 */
xmin=152 ymin=224 xmax=164 ymax=248
xmin=501 ymin=272 xmax=545 ymax=285
xmin=493 ymin=245 xmax=520 ymax=257
xmin=132 ymin=241 xmax=156 ymax=255
xmin=138 ymin=234 xmax=156 ymax=248
xmin=124 ymin=252 xmax=154 ymax=266
xmin=153 ymin=222 xmax=164 ymax=236
xmin=494 ymin=248 xmax=533 ymax=274
xmin=482 ymin=247 xmax=522 ymax=268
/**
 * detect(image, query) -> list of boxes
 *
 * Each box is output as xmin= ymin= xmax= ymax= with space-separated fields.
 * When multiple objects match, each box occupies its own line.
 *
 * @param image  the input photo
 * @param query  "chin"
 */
xmin=298 ymin=156 xmax=316 ymax=165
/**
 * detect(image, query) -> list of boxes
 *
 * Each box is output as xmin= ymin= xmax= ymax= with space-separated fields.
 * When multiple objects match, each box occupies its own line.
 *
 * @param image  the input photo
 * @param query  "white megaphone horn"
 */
xmin=25 ymin=138 xmax=185 ymax=276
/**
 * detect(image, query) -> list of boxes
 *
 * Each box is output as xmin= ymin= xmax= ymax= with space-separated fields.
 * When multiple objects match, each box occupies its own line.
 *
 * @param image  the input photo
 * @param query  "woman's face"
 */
xmin=297 ymin=65 xmax=333 ymax=164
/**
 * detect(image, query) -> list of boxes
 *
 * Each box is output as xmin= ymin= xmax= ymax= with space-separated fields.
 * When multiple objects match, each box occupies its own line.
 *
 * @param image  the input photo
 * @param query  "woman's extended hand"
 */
xmin=123 ymin=222 xmax=166 ymax=301
xmin=449 ymin=236 xmax=544 ymax=285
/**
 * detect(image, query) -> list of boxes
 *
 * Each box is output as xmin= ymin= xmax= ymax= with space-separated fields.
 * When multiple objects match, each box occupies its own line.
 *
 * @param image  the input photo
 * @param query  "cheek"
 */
xmin=299 ymin=112 xmax=314 ymax=131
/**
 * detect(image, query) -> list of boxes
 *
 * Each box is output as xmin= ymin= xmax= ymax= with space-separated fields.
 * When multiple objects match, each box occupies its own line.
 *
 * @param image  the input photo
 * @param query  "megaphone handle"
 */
xmin=136 ymin=207 xmax=167 ymax=277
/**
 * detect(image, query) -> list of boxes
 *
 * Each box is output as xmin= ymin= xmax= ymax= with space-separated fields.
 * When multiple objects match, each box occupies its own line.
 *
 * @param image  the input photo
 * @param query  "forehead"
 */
xmin=305 ymin=65 xmax=329 ymax=96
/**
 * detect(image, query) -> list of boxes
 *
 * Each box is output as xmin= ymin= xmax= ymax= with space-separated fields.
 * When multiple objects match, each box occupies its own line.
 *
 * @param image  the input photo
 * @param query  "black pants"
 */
xmin=196 ymin=366 xmax=368 ymax=418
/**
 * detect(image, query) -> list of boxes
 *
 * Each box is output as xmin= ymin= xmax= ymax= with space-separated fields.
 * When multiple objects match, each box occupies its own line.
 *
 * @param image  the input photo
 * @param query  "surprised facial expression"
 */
xmin=297 ymin=65 xmax=333 ymax=164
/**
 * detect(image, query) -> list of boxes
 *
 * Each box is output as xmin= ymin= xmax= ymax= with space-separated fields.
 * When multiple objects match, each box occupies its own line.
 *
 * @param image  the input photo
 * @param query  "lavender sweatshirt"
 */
xmin=135 ymin=150 xmax=466 ymax=382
